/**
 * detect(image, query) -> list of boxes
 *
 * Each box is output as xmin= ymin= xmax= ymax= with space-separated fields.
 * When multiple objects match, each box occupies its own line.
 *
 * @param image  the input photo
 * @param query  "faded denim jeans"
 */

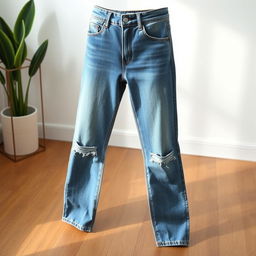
xmin=62 ymin=5 xmax=190 ymax=247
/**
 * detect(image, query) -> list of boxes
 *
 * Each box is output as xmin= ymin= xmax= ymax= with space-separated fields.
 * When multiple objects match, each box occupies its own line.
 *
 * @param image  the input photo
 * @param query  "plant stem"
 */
xmin=17 ymin=69 xmax=24 ymax=115
xmin=7 ymin=71 xmax=17 ymax=116
xmin=24 ymin=76 xmax=32 ymax=115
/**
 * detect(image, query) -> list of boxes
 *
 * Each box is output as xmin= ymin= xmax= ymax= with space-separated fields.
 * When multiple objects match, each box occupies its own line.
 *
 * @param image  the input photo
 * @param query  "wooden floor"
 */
xmin=0 ymin=139 xmax=255 ymax=256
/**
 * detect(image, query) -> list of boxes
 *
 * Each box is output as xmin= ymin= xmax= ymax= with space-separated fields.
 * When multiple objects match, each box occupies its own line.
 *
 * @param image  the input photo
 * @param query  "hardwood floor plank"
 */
xmin=0 ymin=139 xmax=255 ymax=256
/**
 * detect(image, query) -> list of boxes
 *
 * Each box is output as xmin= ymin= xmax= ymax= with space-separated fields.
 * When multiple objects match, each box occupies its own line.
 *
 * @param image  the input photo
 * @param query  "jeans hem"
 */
xmin=61 ymin=217 xmax=92 ymax=232
xmin=156 ymin=240 xmax=189 ymax=247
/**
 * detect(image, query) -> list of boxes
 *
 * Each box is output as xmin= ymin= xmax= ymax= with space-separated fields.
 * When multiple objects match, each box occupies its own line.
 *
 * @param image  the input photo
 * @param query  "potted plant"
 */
xmin=0 ymin=0 xmax=48 ymax=156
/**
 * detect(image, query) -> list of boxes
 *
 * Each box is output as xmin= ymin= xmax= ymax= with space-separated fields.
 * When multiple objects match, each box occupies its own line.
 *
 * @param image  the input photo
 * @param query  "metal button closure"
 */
xmin=122 ymin=17 xmax=129 ymax=23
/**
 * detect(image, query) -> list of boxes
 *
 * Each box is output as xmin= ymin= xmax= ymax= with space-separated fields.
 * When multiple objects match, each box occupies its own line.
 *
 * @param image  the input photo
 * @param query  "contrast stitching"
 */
xmin=62 ymin=217 xmax=92 ymax=232
xmin=157 ymin=240 xmax=189 ymax=247
xmin=89 ymin=15 xmax=169 ymax=27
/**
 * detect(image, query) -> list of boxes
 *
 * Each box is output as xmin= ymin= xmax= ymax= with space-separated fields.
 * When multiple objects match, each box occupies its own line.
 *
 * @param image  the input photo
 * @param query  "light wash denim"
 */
xmin=62 ymin=5 xmax=190 ymax=247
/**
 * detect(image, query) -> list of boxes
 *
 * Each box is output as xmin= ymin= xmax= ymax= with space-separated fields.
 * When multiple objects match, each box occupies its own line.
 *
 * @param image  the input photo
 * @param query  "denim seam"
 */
xmin=121 ymin=21 xmax=126 ymax=78
xmin=90 ymin=162 xmax=104 ymax=230
xmin=62 ymin=172 xmax=70 ymax=218
xmin=178 ymin=159 xmax=190 ymax=242
xmin=87 ymin=27 xmax=106 ymax=36
xmin=141 ymin=24 xmax=170 ymax=41
xmin=156 ymin=240 xmax=189 ymax=247
xmin=90 ymin=14 xmax=169 ymax=27
xmin=91 ymin=16 xmax=169 ymax=24
xmin=168 ymin=38 xmax=190 ymax=243
xmin=87 ymin=18 xmax=107 ymax=37
xmin=168 ymin=38 xmax=177 ymax=143
xmin=62 ymin=217 xmax=92 ymax=232
xmin=123 ymin=22 xmax=132 ymax=65
xmin=127 ymin=86 xmax=161 ymax=242
xmin=62 ymin=145 xmax=77 ymax=220
xmin=62 ymin=185 xmax=67 ymax=218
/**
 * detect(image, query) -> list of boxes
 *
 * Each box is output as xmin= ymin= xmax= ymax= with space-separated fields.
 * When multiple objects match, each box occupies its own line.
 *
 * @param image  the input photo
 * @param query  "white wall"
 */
xmin=0 ymin=0 xmax=255 ymax=161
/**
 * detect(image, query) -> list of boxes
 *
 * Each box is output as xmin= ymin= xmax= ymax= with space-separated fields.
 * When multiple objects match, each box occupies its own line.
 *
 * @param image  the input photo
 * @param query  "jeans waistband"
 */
xmin=91 ymin=5 xmax=170 ymax=27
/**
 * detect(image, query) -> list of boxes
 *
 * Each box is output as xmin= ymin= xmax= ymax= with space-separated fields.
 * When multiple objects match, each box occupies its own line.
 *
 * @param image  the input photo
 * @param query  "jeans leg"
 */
xmin=125 ymin=38 xmax=190 ymax=246
xmin=62 ymin=31 xmax=126 ymax=232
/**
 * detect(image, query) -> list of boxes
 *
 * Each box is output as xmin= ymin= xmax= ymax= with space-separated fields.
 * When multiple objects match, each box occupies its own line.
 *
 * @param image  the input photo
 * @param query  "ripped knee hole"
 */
xmin=150 ymin=149 xmax=177 ymax=166
xmin=72 ymin=141 xmax=97 ymax=157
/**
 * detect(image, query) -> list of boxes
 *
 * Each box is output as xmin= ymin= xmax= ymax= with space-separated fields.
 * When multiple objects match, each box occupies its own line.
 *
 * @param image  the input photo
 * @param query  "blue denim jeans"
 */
xmin=62 ymin=5 xmax=190 ymax=247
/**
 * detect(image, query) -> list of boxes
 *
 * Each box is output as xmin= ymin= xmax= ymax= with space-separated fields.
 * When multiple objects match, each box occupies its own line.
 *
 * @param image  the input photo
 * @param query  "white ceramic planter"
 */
xmin=0 ymin=105 xmax=39 ymax=156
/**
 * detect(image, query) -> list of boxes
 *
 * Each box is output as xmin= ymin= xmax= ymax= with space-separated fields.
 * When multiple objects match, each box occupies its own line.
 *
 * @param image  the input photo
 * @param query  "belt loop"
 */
xmin=136 ymin=12 xmax=142 ymax=29
xmin=104 ymin=11 xmax=113 ymax=28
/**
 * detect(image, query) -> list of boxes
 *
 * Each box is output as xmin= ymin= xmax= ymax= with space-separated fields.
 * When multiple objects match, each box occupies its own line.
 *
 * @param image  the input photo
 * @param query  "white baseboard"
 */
xmin=0 ymin=123 xmax=255 ymax=162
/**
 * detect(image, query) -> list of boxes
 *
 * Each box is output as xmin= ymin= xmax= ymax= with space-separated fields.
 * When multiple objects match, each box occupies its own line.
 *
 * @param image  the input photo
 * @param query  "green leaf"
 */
xmin=14 ymin=20 xmax=26 ymax=67
xmin=0 ymin=29 xmax=15 ymax=68
xmin=29 ymin=39 xmax=48 ymax=76
xmin=12 ymin=41 xmax=27 ymax=81
xmin=24 ymin=76 xmax=31 ymax=112
xmin=14 ymin=0 xmax=35 ymax=43
xmin=0 ymin=16 xmax=18 ymax=50
xmin=0 ymin=70 xmax=5 ymax=85
xmin=22 ymin=41 xmax=28 ymax=63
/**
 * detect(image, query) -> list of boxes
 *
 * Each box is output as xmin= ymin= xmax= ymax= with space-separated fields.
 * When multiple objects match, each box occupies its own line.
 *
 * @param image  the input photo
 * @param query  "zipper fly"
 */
xmin=121 ymin=16 xmax=132 ymax=78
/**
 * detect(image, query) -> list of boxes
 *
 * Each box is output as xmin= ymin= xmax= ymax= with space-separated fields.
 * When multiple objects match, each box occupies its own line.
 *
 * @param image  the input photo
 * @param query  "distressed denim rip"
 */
xmin=61 ymin=5 xmax=190 ymax=247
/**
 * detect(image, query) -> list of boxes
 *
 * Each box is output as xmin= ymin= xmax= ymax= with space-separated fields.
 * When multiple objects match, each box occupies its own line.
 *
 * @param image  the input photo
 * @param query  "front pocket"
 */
xmin=141 ymin=19 xmax=170 ymax=41
xmin=87 ymin=16 xmax=106 ymax=36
